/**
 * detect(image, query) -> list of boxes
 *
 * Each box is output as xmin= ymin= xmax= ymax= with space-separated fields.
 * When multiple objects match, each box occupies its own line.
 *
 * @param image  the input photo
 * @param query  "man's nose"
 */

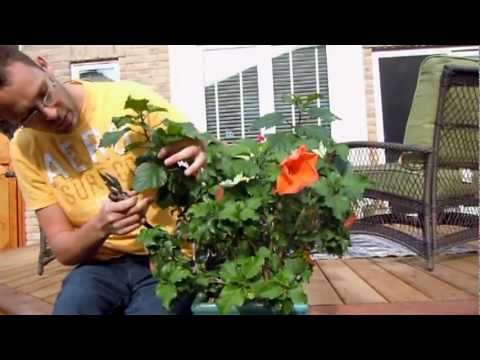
xmin=39 ymin=106 xmax=58 ymax=120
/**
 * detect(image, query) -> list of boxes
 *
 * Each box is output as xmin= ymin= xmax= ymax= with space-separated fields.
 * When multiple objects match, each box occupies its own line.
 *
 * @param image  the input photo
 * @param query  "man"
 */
xmin=0 ymin=45 xmax=206 ymax=315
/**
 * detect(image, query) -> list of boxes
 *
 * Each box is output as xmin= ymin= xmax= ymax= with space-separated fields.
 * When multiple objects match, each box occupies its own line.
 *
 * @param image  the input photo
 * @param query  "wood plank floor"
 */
xmin=0 ymin=245 xmax=477 ymax=315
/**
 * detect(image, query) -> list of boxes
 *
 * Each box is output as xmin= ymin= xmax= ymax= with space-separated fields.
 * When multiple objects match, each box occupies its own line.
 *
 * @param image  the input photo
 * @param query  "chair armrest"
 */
xmin=342 ymin=141 xmax=432 ymax=154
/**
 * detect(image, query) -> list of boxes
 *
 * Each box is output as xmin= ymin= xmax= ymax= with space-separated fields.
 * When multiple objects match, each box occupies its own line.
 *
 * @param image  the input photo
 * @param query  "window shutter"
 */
xmin=272 ymin=45 xmax=331 ymax=135
xmin=205 ymin=66 xmax=260 ymax=142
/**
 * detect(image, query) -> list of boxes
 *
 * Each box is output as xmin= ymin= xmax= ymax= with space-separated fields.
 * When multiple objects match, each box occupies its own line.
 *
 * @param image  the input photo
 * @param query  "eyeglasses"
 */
xmin=17 ymin=76 xmax=57 ymax=126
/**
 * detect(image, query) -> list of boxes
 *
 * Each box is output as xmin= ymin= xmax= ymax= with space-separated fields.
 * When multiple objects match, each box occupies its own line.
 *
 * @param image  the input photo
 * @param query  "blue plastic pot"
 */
xmin=191 ymin=299 xmax=308 ymax=315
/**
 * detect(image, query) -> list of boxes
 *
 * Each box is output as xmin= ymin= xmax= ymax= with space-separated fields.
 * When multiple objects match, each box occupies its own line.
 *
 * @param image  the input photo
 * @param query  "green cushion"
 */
xmin=356 ymin=164 xmax=478 ymax=201
xmin=403 ymin=55 xmax=479 ymax=148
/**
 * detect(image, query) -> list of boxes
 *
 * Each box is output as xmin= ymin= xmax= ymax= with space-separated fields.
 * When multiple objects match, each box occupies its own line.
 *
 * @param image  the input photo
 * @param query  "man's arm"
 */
xmin=36 ymin=194 xmax=152 ymax=266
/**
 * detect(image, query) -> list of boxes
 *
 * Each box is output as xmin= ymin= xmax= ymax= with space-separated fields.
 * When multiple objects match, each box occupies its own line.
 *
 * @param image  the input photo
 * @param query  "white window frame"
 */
xmin=70 ymin=61 xmax=120 ymax=81
xmin=371 ymin=46 xmax=478 ymax=142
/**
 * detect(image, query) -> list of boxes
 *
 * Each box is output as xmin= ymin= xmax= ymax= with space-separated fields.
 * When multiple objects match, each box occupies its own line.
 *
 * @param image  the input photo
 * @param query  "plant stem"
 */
xmin=139 ymin=112 xmax=152 ymax=142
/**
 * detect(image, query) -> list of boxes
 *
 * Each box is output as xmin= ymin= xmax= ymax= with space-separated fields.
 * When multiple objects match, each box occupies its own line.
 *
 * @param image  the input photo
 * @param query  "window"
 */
xmin=71 ymin=61 xmax=120 ymax=82
xmin=272 ymin=45 xmax=330 ymax=133
xmin=202 ymin=45 xmax=331 ymax=142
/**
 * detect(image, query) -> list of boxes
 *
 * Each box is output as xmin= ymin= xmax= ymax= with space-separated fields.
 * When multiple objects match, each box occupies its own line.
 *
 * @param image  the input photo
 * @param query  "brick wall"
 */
xmin=362 ymin=47 xmax=378 ymax=142
xmin=20 ymin=45 xmax=171 ymax=245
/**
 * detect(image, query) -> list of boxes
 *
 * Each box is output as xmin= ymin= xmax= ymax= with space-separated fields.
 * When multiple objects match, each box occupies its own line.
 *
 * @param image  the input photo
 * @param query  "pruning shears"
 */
xmin=99 ymin=171 xmax=129 ymax=202
xmin=99 ymin=171 xmax=153 ymax=228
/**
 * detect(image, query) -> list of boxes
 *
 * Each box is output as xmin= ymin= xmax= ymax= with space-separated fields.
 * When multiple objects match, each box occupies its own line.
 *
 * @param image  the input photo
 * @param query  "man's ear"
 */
xmin=34 ymin=56 xmax=51 ymax=72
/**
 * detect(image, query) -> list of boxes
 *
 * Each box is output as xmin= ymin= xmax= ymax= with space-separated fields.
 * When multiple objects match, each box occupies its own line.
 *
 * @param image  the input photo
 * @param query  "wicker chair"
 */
xmin=346 ymin=55 xmax=479 ymax=270
xmin=38 ymin=230 xmax=55 ymax=275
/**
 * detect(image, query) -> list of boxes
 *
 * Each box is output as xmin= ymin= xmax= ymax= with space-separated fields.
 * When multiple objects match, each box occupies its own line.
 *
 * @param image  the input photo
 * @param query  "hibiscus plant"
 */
xmin=100 ymin=93 xmax=370 ymax=314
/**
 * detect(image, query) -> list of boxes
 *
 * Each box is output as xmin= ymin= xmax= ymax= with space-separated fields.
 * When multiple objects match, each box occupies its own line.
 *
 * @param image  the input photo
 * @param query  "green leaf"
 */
xmin=168 ymin=266 xmax=191 ymax=284
xmin=288 ymin=285 xmax=307 ymax=304
xmin=133 ymin=162 xmax=167 ymax=192
xmin=155 ymin=283 xmax=177 ymax=309
xmin=231 ymin=159 xmax=259 ymax=178
xmin=239 ymin=206 xmax=259 ymax=221
xmin=124 ymin=96 xmax=149 ymax=114
xmin=266 ymin=133 xmax=299 ymax=154
xmin=124 ymin=141 xmax=148 ymax=153
xmin=152 ymin=127 xmax=167 ymax=147
xmin=216 ymin=285 xmax=245 ymax=315
xmin=227 ymin=139 xmax=257 ymax=157
xmin=341 ymin=174 xmax=371 ymax=199
xmin=250 ymin=112 xmax=284 ymax=130
xmin=163 ymin=135 xmax=186 ymax=145
xmin=195 ymin=275 xmax=211 ymax=287
xmin=147 ymin=104 xmax=168 ymax=113
xmin=257 ymin=247 xmax=271 ymax=259
xmin=245 ymin=197 xmax=262 ymax=210
xmin=137 ymin=227 xmax=170 ymax=249
xmin=306 ymin=93 xmax=321 ymax=103
xmin=308 ymin=107 xmax=341 ymax=123
xmin=244 ymin=225 xmax=260 ymax=239
xmin=295 ymin=125 xmax=330 ymax=142
xmin=284 ymin=257 xmax=306 ymax=276
xmin=275 ymin=269 xmax=295 ymax=287
xmin=325 ymin=195 xmax=351 ymax=220
xmin=241 ymin=256 xmax=265 ymax=279
xmin=333 ymin=144 xmax=349 ymax=160
xmin=163 ymin=120 xmax=184 ymax=136
xmin=198 ymin=132 xmax=217 ymax=146
xmin=99 ymin=128 xmax=130 ymax=148
xmin=247 ymin=182 xmax=271 ymax=198
xmin=255 ymin=280 xmax=284 ymax=300
xmin=178 ymin=122 xmax=201 ymax=140
xmin=311 ymin=179 xmax=331 ymax=198
xmin=270 ymin=254 xmax=281 ymax=272
xmin=332 ymin=156 xmax=350 ymax=175
xmin=188 ymin=202 xmax=211 ymax=218
xmin=218 ymin=202 xmax=239 ymax=222
xmin=219 ymin=261 xmax=240 ymax=282
xmin=112 ymin=115 xmax=136 ymax=129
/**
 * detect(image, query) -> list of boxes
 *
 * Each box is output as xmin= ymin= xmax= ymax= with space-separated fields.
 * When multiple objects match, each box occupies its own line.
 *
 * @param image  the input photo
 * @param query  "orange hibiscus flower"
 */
xmin=275 ymin=144 xmax=319 ymax=195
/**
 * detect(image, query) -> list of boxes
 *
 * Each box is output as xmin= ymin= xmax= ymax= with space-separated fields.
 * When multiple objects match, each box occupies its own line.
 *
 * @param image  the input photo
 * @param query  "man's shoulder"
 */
xmin=9 ymin=128 xmax=40 ymax=158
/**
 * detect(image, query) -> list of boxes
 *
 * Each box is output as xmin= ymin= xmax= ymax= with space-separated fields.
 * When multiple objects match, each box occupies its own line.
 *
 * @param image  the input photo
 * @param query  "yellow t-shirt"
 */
xmin=10 ymin=80 xmax=188 ymax=260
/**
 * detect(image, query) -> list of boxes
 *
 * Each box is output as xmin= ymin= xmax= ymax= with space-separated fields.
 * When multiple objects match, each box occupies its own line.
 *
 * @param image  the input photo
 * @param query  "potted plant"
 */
xmin=100 ymin=93 xmax=370 ymax=315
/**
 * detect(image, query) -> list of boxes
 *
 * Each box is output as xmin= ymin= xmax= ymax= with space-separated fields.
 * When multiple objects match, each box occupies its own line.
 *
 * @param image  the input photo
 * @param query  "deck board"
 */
xmin=304 ymin=266 xmax=343 ymax=305
xmin=318 ymin=260 xmax=387 ymax=304
xmin=373 ymin=258 xmax=474 ymax=301
xmin=344 ymin=258 xmax=431 ymax=303
xmin=401 ymin=258 xmax=478 ymax=296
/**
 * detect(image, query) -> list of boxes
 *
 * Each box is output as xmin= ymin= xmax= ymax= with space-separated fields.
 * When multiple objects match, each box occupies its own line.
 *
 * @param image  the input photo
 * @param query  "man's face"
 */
xmin=0 ymin=61 xmax=80 ymax=134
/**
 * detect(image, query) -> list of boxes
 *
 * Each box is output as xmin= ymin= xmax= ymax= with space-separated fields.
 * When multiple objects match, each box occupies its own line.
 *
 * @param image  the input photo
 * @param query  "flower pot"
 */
xmin=191 ymin=298 xmax=308 ymax=315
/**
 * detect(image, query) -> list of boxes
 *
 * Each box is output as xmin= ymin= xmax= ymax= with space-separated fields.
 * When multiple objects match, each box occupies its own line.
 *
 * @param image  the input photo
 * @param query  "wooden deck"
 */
xmin=0 ymin=244 xmax=478 ymax=315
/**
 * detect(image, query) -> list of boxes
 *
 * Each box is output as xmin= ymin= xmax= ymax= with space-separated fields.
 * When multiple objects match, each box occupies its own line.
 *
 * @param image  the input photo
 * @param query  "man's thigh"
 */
xmin=53 ymin=262 xmax=128 ymax=315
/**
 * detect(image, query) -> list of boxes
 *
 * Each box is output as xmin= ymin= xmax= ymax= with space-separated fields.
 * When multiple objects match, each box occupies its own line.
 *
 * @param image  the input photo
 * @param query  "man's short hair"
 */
xmin=0 ymin=45 xmax=41 ymax=137
xmin=0 ymin=45 xmax=39 ymax=87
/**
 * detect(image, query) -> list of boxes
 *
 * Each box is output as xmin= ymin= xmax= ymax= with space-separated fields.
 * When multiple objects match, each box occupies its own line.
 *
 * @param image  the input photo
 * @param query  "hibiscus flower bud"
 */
xmin=215 ymin=185 xmax=225 ymax=203
xmin=343 ymin=213 xmax=357 ymax=230
xmin=256 ymin=134 xmax=266 ymax=143
xmin=304 ymin=250 xmax=316 ymax=266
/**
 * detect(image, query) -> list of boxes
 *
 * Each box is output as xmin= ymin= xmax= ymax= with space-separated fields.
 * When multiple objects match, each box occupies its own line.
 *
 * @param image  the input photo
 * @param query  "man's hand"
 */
xmin=95 ymin=192 xmax=153 ymax=236
xmin=157 ymin=139 xmax=206 ymax=176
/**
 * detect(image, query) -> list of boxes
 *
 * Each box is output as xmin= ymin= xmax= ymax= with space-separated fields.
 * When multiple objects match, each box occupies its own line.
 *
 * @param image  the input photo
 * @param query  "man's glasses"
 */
xmin=17 ymin=76 xmax=57 ymax=126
